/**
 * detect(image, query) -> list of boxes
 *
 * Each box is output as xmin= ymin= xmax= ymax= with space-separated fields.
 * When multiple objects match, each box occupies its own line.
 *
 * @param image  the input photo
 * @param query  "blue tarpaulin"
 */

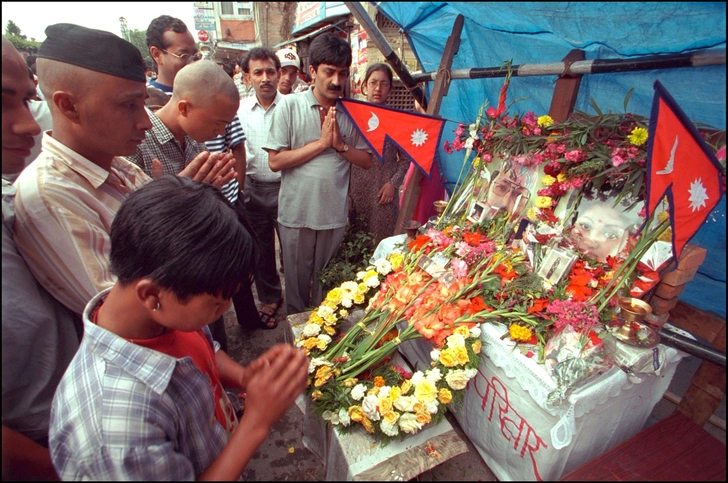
xmin=374 ymin=1 xmax=726 ymax=316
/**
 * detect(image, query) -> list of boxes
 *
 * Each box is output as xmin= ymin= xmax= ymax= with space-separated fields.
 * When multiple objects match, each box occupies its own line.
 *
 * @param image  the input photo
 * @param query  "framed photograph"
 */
xmin=537 ymin=246 xmax=578 ymax=285
xmin=466 ymin=201 xmax=489 ymax=223
xmin=478 ymin=155 xmax=540 ymax=221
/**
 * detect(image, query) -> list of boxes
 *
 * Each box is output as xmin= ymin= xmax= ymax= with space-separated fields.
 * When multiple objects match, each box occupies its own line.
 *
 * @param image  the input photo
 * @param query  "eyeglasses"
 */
xmin=491 ymin=179 xmax=531 ymax=199
xmin=162 ymin=49 xmax=202 ymax=63
xmin=366 ymin=80 xmax=390 ymax=89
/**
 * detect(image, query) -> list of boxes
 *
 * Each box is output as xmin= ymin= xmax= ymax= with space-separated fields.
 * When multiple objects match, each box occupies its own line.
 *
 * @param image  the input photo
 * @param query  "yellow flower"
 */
xmin=416 ymin=409 xmax=432 ymax=425
xmin=509 ymin=324 xmax=532 ymax=342
xmin=628 ymin=126 xmax=648 ymax=146
xmin=438 ymin=388 xmax=453 ymax=405
xmin=342 ymin=377 xmax=359 ymax=387
xmin=360 ymin=416 xmax=375 ymax=433
xmin=307 ymin=313 xmax=324 ymax=325
xmin=325 ymin=287 xmax=343 ymax=304
xmin=378 ymin=397 xmax=393 ymax=415
xmin=374 ymin=376 xmax=386 ymax=387
xmin=324 ymin=314 xmax=338 ymax=325
xmin=557 ymin=173 xmax=567 ymax=183
xmin=541 ymin=174 xmax=556 ymax=187
xmin=303 ymin=337 xmax=319 ymax=351
xmin=311 ymin=390 xmax=323 ymax=400
xmin=323 ymin=325 xmax=336 ymax=336
xmin=472 ymin=339 xmax=482 ymax=354
xmin=357 ymin=283 xmax=368 ymax=294
xmin=383 ymin=410 xmax=400 ymax=425
xmin=527 ymin=207 xmax=538 ymax=221
xmin=453 ymin=345 xmax=470 ymax=365
xmin=354 ymin=292 xmax=365 ymax=304
xmin=349 ymin=406 xmax=364 ymax=422
xmin=400 ymin=380 xmax=412 ymax=395
xmin=535 ymin=196 xmax=553 ymax=209
xmin=388 ymin=252 xmax=404 ymax=271
xmin=439 ymin=348 xmax=458 ymax=367
xmin=453 ymin=325 xmax=470 ymax=338
xmin=338 ymin=309 xmax=349 ymax=319
xmin=315 ymin=365 xmax=334 ymax=380
xmin=367 ymin=386 xmax=380 ymax=397
xmin=414 ymin=379 xmax=438 ymax=403
xmin=472 ymin=157 xmax=481 ymax=168
xmin=316 ymin=339 xmax=328 ymax=351
xmin=389 ymin=386 xmax=402 ymax=401
xmin=321 ymin=299 xmax=338 ymax=310
xmin=538 ymin=115 xmax=554 ymax=127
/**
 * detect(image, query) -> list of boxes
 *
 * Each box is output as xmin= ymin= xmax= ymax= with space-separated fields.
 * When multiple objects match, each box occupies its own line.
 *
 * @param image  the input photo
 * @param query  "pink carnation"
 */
xmin=564 ymin=150 xmax=583 ymax=163
xmin=611 ymin=149 xmax=627 ymax=167
xmin=450 ymin=259 xmax=468 ymax=278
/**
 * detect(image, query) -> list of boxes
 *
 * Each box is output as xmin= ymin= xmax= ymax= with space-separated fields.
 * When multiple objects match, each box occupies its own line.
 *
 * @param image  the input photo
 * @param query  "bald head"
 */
xmin=36 ymin=58 xmax=97 ymax=106
xmin=172 ymin=60 xmax=239 ymax=108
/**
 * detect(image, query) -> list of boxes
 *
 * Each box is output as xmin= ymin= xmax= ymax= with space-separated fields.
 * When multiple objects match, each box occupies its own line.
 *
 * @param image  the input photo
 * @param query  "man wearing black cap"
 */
xmin=12 ymin=24 xmax=236 ymax=318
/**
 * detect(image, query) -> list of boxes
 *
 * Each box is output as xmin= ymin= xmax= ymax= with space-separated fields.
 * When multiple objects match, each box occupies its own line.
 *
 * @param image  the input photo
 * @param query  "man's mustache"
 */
xmin=327 ymin=85 xmax=342 ymax=91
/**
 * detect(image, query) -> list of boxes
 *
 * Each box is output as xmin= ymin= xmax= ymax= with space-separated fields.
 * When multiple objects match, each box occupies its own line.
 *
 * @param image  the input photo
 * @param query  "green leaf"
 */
xmin=623 ymin=88 xmax=635 ymax=112
xmin=589 ymin=97 xmax=603 ymax=116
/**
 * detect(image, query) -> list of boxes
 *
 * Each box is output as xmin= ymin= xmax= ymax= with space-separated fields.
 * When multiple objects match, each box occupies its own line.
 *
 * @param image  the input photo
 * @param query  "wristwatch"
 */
xmin=336 ymin=144 xmax=349 ymax=154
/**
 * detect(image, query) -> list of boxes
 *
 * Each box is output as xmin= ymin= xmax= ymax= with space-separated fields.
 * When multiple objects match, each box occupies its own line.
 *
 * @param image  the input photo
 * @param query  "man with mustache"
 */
xmin=265 ymin=33 xmax=373 ymax=315
xmin=237 ymin=48 xmax=284 ymax=328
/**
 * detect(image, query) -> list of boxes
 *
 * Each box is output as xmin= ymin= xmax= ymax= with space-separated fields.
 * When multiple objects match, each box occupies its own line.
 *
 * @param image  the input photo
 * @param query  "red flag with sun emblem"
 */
xmin=338 ymin=98 xmax=445 ymax=177
xmin=646 ymin=80 xmax=724 ymax=260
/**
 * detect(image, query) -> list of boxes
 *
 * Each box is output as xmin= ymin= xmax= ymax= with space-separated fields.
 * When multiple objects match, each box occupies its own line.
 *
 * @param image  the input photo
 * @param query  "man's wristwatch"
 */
xmin=335 ymin=144 xmax=349 ymax=154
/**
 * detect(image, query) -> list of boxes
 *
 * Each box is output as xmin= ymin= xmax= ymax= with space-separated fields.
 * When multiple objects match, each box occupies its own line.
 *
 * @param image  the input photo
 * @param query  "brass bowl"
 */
xmin=618 ymin=297 xmax=652 ymax=323
xmin=401 ymin=220 xmax=422 ymax=239
xmin=433 ymin=200 xmax=448 ymax=215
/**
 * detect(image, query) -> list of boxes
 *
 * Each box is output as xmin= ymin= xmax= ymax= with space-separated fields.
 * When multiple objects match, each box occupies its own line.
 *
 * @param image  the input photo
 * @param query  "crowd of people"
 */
xmin=1 ymin=13 xmax=413 ymax=481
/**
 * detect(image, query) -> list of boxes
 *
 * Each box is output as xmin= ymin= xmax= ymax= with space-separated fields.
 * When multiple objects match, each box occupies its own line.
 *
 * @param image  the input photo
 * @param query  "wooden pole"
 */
xmin=343 ymin=1 xmax=428 ymax=109
xmin=394 ymin=14 xmax=464 ymax=235
xmin=548 ymin=49 xmax=586 ymax=122
xmin=410 ymin=49 xmax=726 ymax=82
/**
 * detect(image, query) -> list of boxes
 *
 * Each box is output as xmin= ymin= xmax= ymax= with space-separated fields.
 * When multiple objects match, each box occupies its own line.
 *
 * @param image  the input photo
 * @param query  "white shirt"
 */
xmin=238 ymin=92 xmax=283 ymax=183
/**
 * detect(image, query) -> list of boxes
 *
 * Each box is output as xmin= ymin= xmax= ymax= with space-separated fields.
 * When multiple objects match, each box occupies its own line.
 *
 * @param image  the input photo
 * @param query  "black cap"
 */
xmin=37 ymin=23 xmax=146 ymax=83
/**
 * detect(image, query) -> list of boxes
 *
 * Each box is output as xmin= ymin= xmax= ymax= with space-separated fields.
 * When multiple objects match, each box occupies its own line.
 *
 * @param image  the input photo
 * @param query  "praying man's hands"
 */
xmin=152 ymin=151 xmax=237 ymax=189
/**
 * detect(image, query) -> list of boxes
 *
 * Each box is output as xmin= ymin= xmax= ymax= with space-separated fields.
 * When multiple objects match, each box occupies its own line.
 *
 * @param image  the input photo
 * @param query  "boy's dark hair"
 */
xmin=241 ymin=47 xmax=280 ymax=74
xmin=110 ymin=176 xmax=255 ymax=302
xmin=146 ymin=15 xmax=189 ymax=50
xmin=309 ymin=33 xmax=351 ymax=71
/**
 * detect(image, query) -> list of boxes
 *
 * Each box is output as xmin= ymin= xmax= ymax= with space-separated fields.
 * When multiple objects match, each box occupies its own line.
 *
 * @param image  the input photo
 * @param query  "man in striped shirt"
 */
xmin=146 ymin=15 xmax=246 ymax=203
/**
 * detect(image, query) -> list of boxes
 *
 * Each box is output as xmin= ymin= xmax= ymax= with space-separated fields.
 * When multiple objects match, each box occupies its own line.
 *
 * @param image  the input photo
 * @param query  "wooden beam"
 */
xmin=548 ymin=49 xmax=586 ymax=122
xmin=394 ymin=14 xmax=464 ymax=234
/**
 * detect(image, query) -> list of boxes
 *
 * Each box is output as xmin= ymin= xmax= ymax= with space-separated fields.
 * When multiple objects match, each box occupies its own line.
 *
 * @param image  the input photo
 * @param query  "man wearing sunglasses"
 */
xmin=483 ymin=163 xmax=533 ymax=220
xmin=146 ymin=15 xmax=201 ymax=92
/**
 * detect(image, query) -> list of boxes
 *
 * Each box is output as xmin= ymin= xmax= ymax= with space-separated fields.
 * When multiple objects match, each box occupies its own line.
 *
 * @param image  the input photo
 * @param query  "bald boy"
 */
xmin=128 ymin=60 xmax=241 ymax=177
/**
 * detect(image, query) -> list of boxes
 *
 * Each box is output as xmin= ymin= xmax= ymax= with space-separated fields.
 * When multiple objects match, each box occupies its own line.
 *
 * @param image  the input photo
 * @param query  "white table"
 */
xmin=398 ymin=324 xmax=685 ymax=481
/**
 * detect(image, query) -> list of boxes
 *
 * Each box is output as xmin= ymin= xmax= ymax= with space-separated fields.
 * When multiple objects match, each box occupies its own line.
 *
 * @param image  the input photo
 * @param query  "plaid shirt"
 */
xmin=126 ymin=108 xmax=205 ymax=177
xmin=50 ymin=289 xmax=228 ymax=480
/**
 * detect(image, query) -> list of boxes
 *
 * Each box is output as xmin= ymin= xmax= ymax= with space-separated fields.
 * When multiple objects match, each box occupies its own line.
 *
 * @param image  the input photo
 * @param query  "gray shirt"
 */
xmin=264 ymin=86 xmax=370 ymax=230
xmin=2 ymin=179 xmax=81 ymax=446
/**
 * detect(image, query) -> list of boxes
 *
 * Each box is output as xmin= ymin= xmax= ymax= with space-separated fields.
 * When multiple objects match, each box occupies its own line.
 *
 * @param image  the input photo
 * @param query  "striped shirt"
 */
xmin=237 ymin=92 xmax=282 ymax=183
xmin=126 ymin=107 xmax=205 ymax=177
xmin=148 ymin=79 xmax=246 ymax=204
xmin=12 ymin=133 xmax=150 ymax=315
xmin=50 ymin=288 xmax=229 ymax=480
xmin=235 ymin=78 xmax=256 ymax=100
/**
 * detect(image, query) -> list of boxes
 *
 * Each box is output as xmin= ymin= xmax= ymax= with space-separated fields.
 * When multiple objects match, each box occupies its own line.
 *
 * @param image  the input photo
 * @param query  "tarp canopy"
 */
xmin=374 ymin=1 xmax=726 ymax=317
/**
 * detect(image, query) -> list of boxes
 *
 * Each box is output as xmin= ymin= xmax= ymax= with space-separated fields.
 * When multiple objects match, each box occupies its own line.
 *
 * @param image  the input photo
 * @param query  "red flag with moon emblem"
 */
xmin=646 ymin=80 xmax=724 ymax=260
xmin=338 ymin=98 xmax=445 ymax=177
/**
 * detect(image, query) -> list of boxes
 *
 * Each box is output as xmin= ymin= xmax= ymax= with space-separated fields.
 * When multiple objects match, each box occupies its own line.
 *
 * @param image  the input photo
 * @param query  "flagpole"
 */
xmin=410 ymin=49 xmax=726 ymax=82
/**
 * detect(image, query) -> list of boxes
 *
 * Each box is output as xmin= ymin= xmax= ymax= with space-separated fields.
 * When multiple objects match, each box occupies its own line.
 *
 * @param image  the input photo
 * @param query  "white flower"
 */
xmin=308 ymin=357 xmax=331 ymax=374
xmin=378 ymin=386 xmax=391 ymax=398
xmin=446 ymin=333 xmax=465 ymax=348
xmin=410 ymin=371 xmax=424 ymax=386
xmin=302 ymin=323 xmax=321 ymax=338
xmin=445 ymin=369 xmax=470 ymax=390
xmin=425 ymin=400 xmax=439 ymax=414
xmin=356 ymin=271 xmax=367 ymax=280
xmin=341 ymin=298 xmax=353 ymax=308
xmin=341 ymin=281 xmax=359 ymax=298
xmin=317 ymin=334 xmax=332 ymax=344
xmin=362 ymin=394 xmax=381 ymax=421
xmin=393 ymin=395 xmax=418 ymax=412
xmin=469 ymin=325 xmax=482 ymax=339
xmin=426 ymin=368 xmax=442 ymax=383
xmin=365 ymin=275 xmax=380 ymax=288
xmin=465 ymin=368 xmax=478 ymax=380
xmin=317 ymin=305 xmax=334 ymax=319
xmin=380 ymin=420 xmax=399 ymax=437
xmin=339 ymin=407 xmax=351 ymax=427
xmin=295 ymin=339 xmax=304 ymax=348
xmin=398 ymin=413 xmax=423 ymax=434
xmin=351 ymin=384 xmax=367 ymax=401
xmin=374 ymin=258 xmax=392 ymax=275
xmin=322 ymin=410 xmax=340 ymax=425
xmin=430 ymin=349 xmax=441 ymax=361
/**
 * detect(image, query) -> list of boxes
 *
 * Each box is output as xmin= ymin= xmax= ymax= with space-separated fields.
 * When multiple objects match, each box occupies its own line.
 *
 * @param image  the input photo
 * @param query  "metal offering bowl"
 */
xmin=618 ymin=297 xmax=652 ymax=323
xmin=433 ymin=200 xmax=448 ymax=215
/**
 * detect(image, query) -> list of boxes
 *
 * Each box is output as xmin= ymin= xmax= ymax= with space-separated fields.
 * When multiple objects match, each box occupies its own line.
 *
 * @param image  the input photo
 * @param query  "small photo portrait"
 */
xmin=566 ymin=188 xmax=644 ymax=263
xmin=467 ymin=201 xmax=488 ymax=223
xmin=537 ymin=247 xmax=578 ymax=284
